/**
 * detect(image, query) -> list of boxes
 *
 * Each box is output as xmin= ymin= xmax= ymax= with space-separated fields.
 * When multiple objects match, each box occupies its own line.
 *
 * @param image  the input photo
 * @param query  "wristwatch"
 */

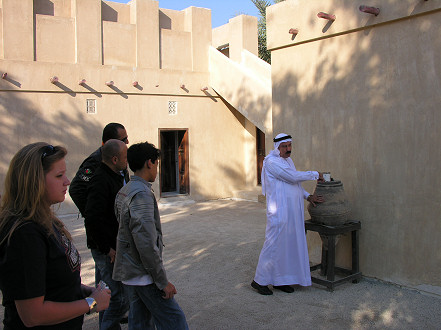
xmin=85 ymin=297 xmax=97 ymax=314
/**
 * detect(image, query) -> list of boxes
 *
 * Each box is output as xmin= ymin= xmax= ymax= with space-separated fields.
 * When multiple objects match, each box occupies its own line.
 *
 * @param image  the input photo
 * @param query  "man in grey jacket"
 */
xmin=113 ymin=141 xmax=188 ymax=330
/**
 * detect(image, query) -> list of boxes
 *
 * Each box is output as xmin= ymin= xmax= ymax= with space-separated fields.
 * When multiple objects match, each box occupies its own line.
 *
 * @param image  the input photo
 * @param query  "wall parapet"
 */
xmin=0 ymin=0 xmax=212 ymax=72
xmin=212 ymin=15 xmax=258 ymax=64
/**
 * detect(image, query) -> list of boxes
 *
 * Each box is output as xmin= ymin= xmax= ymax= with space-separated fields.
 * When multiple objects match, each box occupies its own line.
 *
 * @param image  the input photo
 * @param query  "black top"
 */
xmin=69 ymin=147 xmax=129 ymax=216
xmin=0 ymin=221 xmax=83 ymax=329
xmin=69 ymin=147 xmax=102 ymax=216
xmin=84 ymin=162 xmax=126 ymax=254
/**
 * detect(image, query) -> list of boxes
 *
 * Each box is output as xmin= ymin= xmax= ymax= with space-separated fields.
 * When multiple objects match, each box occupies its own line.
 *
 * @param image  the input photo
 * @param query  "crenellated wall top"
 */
xmin=0 ymin=0 xmax=213 ymax=71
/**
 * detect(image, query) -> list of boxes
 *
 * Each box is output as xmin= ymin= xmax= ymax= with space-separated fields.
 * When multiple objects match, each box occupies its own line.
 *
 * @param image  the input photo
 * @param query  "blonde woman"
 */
xmin=0 ymin=143 xmax=110 ymax=329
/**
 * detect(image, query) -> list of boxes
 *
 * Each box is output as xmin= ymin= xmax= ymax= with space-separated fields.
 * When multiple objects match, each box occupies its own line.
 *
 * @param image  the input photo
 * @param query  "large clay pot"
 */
xmin=307 ymin=180 xmax=351 ymax=226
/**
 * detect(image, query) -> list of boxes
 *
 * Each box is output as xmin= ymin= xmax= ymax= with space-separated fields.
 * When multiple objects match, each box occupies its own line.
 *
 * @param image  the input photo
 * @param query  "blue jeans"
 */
xmin=125 ymin=284 xmax=188 ymax=330
xmin=91 ymin=249 xmax=130 ymax=330
xmin=95 ymin=265 xmax=104 ymax=325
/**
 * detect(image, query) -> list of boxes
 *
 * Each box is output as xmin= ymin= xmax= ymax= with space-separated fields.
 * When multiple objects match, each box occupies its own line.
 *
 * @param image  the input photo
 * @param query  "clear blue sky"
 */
xmin=111 ymin=0 xmax=261 ymax=28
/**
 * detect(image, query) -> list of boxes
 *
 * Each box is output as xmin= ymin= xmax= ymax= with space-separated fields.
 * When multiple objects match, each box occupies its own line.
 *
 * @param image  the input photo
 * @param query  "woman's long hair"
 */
xmin=0 ymin=142 xmax=71 ymax=245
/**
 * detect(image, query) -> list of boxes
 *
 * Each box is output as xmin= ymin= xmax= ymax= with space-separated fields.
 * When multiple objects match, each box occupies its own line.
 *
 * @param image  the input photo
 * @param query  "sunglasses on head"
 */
xmin=41 ymin=145 xmax=56 ymax=160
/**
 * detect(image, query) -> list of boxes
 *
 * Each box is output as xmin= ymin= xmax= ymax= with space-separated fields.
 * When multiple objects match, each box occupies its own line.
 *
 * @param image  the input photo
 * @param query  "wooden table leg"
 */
xmin=320 ymin=243 xmax=327 ymax=276
xmin=352 ymin=229 xmax=360 ymax=283
xmin=327 ymin=234 xmax=336 ymax=282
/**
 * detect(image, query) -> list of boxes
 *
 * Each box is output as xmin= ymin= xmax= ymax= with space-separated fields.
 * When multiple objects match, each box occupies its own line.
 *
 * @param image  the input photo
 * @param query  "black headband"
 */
xmin=273 ymin=135 xmax=292 ymax=142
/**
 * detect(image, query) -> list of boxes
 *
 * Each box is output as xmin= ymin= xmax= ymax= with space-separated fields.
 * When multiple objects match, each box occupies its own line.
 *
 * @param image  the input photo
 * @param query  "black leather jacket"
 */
xmin=69 ymin=148 xmax=102 ymax=216
xmin=69 ymin=147 xmax=129 ymax=216
xmin=84 ymin=163 xmax=126 ymax=254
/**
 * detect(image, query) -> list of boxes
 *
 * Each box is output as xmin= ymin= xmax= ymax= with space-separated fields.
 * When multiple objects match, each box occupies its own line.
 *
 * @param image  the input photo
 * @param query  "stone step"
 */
xmin=158 ymin=195 xmax=196 ymax=207
xmin=230 ymin=186 xmax=265 ymax=203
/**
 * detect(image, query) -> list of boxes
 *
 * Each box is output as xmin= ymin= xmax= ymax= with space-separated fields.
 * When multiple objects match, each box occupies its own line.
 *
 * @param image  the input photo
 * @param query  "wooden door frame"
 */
xmin=158 ymin=128 xmax=189 ymax=197
xmin=256 ymin=128 xmax=265 ymax=185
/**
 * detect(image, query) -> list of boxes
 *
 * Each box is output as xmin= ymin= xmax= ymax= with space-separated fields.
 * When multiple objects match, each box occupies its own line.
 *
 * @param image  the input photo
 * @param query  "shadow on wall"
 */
xmin=216 ymin=79 xmax=271 ymax=135
xmin=270 ymin=11 xmax=441 ymax=286
xmin=102 ymin=2 xmax=118 ymax=23
xmin=0 ymin=91 xmax=102 ymax=208
xmin=35 ymin=0 xmax=55 ymax=16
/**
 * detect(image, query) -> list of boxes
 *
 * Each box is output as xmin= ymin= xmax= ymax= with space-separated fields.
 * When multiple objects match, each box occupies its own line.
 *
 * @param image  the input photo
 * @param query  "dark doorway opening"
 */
xmin=159 ymin=129 xmax=189 ymax=196
xmin=256 ymin=128 xmax=265 ymax=185
xmin=217 ymin=43 xmax=229 ymax=58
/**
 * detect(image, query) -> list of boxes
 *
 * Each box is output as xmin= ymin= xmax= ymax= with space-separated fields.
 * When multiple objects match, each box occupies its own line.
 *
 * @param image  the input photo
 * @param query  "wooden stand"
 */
xmin=305 ymin=220 xmax=362 ymax=291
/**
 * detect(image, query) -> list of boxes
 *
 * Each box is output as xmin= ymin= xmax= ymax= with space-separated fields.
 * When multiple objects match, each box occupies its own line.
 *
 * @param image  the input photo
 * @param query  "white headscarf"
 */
xmin=268 ymin=133 xmax=292 ymax=157
xmin=261 ymin=133 xmax=292 ymax=195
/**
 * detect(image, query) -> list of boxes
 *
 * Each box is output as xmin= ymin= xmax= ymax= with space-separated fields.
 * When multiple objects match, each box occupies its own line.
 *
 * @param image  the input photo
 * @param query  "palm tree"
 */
xmin=252 ymin=0 xmax=285 ymax=64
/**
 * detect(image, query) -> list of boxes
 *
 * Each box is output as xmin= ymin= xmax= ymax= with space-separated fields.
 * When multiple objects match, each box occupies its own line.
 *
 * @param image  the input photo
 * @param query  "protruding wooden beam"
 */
xmin=317 ymin=12 xmax=336 ymax=21
xmin=359 ymin=5 xmax=380 ymax=16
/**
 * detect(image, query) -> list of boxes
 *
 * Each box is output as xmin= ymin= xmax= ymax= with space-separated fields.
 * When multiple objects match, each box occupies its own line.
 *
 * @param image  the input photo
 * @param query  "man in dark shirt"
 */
xmin=69 ymin=123 xmax=130 ymax=325
xmin=69 ymin=123 xmax=129 ymax=217
xmin=84 ymin=139 xmax=129 ymax=329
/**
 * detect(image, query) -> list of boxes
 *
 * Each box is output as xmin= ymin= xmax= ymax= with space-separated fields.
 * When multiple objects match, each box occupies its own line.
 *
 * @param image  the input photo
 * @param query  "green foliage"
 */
xmin=252 ymin=0 xmax=285 ymax=64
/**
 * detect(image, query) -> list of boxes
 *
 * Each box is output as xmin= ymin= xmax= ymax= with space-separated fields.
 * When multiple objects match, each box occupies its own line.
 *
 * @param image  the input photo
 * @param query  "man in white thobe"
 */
xmin=252 ymin=133 xmax=324 ymax=295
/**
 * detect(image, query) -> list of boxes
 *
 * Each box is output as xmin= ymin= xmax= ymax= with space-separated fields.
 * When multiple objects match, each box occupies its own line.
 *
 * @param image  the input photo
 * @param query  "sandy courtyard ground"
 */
xmin=1 ymin=199 xmax=440 ymax=329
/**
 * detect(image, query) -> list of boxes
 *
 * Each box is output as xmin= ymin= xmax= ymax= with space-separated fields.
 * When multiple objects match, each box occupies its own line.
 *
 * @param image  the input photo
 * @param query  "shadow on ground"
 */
xmin=1 ymin=200 xmax=440 ymax=329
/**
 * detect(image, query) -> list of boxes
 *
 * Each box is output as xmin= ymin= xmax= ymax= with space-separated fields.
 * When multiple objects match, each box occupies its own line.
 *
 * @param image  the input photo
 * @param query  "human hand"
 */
xmin=317 ymin=172 xmax=325 ymax=182
xmin=90 ymin=284 xmax=111 ymax=312
xmin=307 ymin=194 xmax=325 ymax=207
xmin=108 ymin=248 xmax=116 ymax=263
xmin=162 ymin=282 xmax=177 ymax=300
xmin=81 ymin=284 xmax=94 ymax=297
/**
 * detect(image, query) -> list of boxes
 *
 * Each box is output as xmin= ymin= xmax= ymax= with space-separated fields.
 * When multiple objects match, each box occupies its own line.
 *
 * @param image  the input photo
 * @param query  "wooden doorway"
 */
xmin=160 ymin=129 xmax=189 ymax=196
xmin=256 ymin=128 xmax=265 ymax=185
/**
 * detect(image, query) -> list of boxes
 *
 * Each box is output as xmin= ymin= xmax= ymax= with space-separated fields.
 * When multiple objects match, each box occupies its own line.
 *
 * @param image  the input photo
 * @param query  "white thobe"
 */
xmin=254 ymin=154 xmax=318 ymax=286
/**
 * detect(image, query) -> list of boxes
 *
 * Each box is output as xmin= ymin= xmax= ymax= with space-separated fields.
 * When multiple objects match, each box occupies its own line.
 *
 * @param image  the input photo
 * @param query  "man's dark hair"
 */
xmin=102 ymin=123 xmax=125 ymax=143
xmin=127 ymin=142 xmax=161 ymax=172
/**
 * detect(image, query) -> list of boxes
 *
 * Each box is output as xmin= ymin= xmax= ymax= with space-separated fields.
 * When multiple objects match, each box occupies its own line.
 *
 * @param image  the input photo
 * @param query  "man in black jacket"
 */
xmin=69 ymin=122 xmax=129 ymax=216
xmin=70 ymin=123 xmax=130 ymax=326
xmin=84 ymin=139 xmax=130 ymax=329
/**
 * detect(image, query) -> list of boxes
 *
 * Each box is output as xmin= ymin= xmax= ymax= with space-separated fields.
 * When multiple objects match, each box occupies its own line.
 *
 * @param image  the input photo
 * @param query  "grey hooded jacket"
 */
xmin=112 ymin=176 xmax=168 ymax=289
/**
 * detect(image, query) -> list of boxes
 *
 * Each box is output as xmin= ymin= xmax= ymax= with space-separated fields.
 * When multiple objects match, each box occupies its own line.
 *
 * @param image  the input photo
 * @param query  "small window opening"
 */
xmin=86 ymin=99 xmax=97 ymax=114
xmin=168 ymin=101 xmax=178 ymax=115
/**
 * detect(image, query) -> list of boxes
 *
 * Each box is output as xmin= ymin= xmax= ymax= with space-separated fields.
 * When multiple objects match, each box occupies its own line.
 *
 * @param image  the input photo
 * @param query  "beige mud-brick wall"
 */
xmin=0 ymin=0 xmax=261 ymax=213
xmin=133 ymin=0 xmax=159 ymax=68
xmin=212 ymin=15 xmax=259 ymax=62
xmin=1 ymin=0 xmax=34 ymax=61
xmin=103 ymin=21 xmax=136 ymax=67
xmin=184 ymin=7 xmax=211 ymax=72
xmin=0 ymin=64 xmax=251 ymax=211
xmin=211 ymin=14 xmax=271 ymax=169
xmin=267 ymin=0 xmax=441 ymax=292
xmin=36 ymin=15 xmax=75 ymax=63
xmin=35 ymin=0 xmax=72 ymax=17
xmin=74 ymin=0 xmax=102 ymax=65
